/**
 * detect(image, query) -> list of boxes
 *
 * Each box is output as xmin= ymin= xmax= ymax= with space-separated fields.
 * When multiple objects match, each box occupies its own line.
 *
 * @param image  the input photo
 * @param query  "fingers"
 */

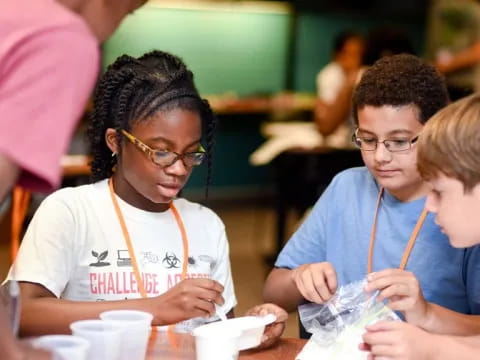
xmin=365 ymin=320 xmax=401 ymax=332
xmin=258 ymin=322 xmax=285 ymax=349
xmin=366 ymin=270 xmax=420 ymax=305
xmin=296 ymin=270 xmax=324 ymax=303
xmin=324 ymin=265 xmax=338 ymax=294
xmin=167 ymin=278 xmax=226 ymax=319
xmin=363 ymin=327 xmax=397 ymax=346
xmin=366 ymin=269 xmax=416 ymax=292
xmin=293 ymin=263 xmax=337 ymax=304
xmin=245 ymin=303 xmax=288 ymax=322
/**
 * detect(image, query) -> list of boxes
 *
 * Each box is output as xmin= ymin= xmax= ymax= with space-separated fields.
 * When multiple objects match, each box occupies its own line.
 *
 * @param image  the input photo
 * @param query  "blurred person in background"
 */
xmin=427 ymin=0 xmax=480 ymax=100
xmin=314 ymin=30 xmax=365 ymax=138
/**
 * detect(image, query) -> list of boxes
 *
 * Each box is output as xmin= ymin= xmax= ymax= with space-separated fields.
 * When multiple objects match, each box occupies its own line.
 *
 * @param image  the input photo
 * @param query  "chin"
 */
xmin=376 ymin=178 xmax=402 ymax=191
xmin=450 ymin=236 xmax=478 ymax=249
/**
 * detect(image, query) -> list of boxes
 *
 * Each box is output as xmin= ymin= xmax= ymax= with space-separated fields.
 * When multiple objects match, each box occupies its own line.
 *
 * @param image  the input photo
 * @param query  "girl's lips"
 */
xmin=158 ymin=183 xmax=182 ymax=191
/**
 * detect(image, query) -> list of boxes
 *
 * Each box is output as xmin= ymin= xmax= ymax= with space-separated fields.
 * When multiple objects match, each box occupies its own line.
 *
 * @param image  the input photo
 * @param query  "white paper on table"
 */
xmin=296 ymin=326 xmax=368 ymax=360
xmin=249 ymin=122 xmax=353 ymax=166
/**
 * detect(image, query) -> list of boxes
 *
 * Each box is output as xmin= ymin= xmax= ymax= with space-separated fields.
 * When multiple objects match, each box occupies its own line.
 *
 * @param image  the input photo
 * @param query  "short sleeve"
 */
xmin=275 ymin=176 xmax=340 ymax=269
xmin=463 ymin=245 xmax=480 ymax=314
xmin=7 ymin=190 xmax=78 ymax=297
xmin=316 ymin=64 xmax=345 ymax=103
xmin=0 ymin=27 xmax=99 ymax=192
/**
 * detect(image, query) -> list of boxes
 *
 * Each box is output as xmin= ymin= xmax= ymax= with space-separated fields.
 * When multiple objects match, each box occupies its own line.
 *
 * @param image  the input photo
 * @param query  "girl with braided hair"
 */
xmin=6 ymin=50 xmax=287 ymax=345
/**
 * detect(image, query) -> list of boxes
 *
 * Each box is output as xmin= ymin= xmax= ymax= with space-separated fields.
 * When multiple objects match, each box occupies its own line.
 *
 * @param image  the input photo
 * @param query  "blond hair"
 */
xmin=418 ymin=93 xmax=480 ymax=191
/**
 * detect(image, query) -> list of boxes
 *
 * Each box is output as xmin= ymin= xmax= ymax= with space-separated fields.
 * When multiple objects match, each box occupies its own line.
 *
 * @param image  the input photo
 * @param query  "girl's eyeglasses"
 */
xmin=120 ymin=129 xmax=206 ymax=167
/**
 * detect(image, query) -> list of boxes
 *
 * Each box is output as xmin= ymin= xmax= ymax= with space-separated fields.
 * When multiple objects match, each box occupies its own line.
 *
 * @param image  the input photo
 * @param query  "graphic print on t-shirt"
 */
xmin=116 ymin=249 xmax=132 ymax=267
xmin=89 ymin=250 xmax=111 ymax=267
xmin=162 ymin=252 xmax=181 ymax=269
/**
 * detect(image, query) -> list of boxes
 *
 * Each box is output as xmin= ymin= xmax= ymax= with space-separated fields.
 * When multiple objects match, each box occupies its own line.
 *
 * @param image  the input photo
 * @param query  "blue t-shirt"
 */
xmin=276 ymin=167 xmax=480 ymax=314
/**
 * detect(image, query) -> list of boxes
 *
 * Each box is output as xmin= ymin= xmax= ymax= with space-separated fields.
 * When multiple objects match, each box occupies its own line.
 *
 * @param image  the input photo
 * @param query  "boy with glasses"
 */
xmin=361 ymin=93 xmax=480 ymax=359
xmin=263 ymin=54 xmax=480 ymax=333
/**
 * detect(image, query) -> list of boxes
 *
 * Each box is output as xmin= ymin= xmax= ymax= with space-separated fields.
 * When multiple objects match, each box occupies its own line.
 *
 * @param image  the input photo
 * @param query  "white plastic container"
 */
xmin=33 ymin=334 xmax=90 ymax=360
xmin=193 ymin=314 xmax=276 ymax=351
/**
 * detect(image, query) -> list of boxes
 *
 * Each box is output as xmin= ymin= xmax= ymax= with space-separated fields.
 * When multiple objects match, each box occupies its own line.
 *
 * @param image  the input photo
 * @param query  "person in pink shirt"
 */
xmin=0 ymin=0 xmax=146 ymax=201
xmin=0 ymin=0 xmax=146 ymax=359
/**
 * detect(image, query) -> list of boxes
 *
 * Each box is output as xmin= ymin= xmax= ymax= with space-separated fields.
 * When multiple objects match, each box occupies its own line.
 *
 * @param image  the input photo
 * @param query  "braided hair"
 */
xmin=87 ymin=50 xmax=217 ymax=196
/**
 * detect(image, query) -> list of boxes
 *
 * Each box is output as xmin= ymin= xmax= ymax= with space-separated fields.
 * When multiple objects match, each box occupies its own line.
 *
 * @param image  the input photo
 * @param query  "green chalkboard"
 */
xmin=103 ymin=2 xmax=292 ymax=96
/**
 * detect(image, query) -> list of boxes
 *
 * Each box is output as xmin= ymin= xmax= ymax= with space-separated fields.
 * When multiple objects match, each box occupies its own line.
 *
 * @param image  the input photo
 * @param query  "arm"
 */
xmin=314 ymin=71 xmax=358 ymax=136
xmin=435 ymin=42 xmax=480 ymax=74
xmin=263 ymin=263 xmax=337 ymax=313
xmin=19 ymin=278 xmax=225 ymax=336
xmin=362 ymin=321 xmax=480 ymax=360
xmin=419 ymin=303 xmax=480 ymax=336
xmin=263 ymin=268 xmax=304 ymax=313
xmin=0 ymin=25 xmax=98 ymax=193
xmin=366 ymin=269 xmax=480 ymax=335
xmin=264 ymin=178 xmax=340 ymax=311
xmin=0 ymin=153 xmax=19 ymax=203
xmin=0 ymin=305 xmax=52 ymax=359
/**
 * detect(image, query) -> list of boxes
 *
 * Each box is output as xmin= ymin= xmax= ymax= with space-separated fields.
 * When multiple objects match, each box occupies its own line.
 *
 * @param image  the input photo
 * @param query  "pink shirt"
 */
xmin=0 ymin=0 xmax=99 ymax=192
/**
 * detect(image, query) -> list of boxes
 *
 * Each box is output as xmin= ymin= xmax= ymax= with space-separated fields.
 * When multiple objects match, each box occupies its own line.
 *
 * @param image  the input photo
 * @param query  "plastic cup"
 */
xmin=99 ymin=310 xmax=153 ymax=360
xmin=33 ymin=335 xmax=90 ymax=360
xmin=70 ymin=319 xmax=123 ymax=360
xmin=193 ymin=325 xmax=240 ymax=360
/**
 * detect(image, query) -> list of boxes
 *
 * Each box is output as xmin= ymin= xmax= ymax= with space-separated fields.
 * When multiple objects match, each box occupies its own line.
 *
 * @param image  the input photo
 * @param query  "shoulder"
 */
xmin=0 ymin=0 xmax=95 ymax=38
xmin=318 ymin=62 xmax=344 ymax=79
xmin=0 ymin=0 xmax=98 ymax=72
xmin=329 ymin=167 xmax=375 ymax=190
xmin=40 ymin=182 xmax=102 ymax=210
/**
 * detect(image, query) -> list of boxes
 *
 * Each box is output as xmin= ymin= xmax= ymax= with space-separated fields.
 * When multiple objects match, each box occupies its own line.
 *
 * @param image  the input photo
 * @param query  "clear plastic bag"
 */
xmin=298 ymin=278 xmax=399 ymax=356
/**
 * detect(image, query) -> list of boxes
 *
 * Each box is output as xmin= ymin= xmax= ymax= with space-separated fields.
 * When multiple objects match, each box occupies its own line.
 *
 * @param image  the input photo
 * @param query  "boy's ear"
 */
xmin=105 ymin=128 xmax=120 ymax=154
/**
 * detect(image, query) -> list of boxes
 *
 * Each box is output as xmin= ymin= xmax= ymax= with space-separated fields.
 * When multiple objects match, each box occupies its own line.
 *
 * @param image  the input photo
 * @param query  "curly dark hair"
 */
xmin=87 ymin=50 xmax=217 ymax=196
xmin=352 ymin=54 xmax=449 ymax=125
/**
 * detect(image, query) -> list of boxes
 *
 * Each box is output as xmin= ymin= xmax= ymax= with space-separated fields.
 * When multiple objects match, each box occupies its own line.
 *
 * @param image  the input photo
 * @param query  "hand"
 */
xmin=360 ymin=321 xmax=435 ymax=360
xmin=245 ymin=303 xmax=288 ymax=349
xmin=154 ymin=278 xmax=224 ymax=325
xmin=365 ymin=269 xmax=428 ymax=325
xmin=292 ymin=262 xmax=337 ymax=304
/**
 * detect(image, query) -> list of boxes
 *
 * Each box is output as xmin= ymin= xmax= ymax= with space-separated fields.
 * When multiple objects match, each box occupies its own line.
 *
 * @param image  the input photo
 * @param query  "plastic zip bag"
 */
xmin=298 ymin=278 xmax=399 ymax=359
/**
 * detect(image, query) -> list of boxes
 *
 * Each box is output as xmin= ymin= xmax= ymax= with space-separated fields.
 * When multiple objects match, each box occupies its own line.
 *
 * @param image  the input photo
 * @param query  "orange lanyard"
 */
xmin=10 ymin=186 xmax=31 ymax=262
xmin=367 ymin=187 xmax=428 ymax=274
xmin=108 ymin=178 xmax=189 ymax=344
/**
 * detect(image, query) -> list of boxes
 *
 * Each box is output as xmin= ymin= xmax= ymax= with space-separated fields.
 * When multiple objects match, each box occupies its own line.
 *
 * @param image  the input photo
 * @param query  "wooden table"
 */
xmin=147 ymin=333 xmax=306 ymax=360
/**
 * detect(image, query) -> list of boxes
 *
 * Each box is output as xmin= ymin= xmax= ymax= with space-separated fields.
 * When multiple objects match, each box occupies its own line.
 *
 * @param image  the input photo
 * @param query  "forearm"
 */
xmin=437 ymin=43 xmax=480 ymax=74
xmin=0 ymin=153 xmax=20 ymax=203
xmin=414 ymin=303 xmax=480 ymax=335
xmin=0 ymin=307 xmax=23 ymax=360
xmin=426 ymin=334 xmax=480 ymax=360
xmin=315 ymin=81 xmax=355 ymax=136
xmin=20 ymin=297 xmax=160 ymax=336
xmin=263 ymin=268 xmax=303 ymax=313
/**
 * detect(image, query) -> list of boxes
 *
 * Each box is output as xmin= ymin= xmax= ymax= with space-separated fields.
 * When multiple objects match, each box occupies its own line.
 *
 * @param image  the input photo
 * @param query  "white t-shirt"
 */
xmin=316 ymin=62 xmax=346 ymax=103
xmin=8 ymin=179 xmax=237 ymax=328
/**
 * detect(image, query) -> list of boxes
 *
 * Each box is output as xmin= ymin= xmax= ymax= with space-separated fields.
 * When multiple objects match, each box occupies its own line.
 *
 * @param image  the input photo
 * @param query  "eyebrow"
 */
xmin=148 ymin=136 xmax=203 ymax=150
xmin=357 ymin=129 xmax=415 ymax=137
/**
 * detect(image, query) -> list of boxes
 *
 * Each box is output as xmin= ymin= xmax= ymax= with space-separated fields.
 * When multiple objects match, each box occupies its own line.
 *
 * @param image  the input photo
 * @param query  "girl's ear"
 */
xmin=105 ymin=128 xmax=120 ymax=154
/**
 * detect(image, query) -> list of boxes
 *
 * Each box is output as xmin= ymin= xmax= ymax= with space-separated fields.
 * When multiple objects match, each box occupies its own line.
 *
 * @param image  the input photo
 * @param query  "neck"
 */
xmin=386 ymin=181 xmax=430 ymax=202
xmin=111 ymin=173 xmax=170 ymax=213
